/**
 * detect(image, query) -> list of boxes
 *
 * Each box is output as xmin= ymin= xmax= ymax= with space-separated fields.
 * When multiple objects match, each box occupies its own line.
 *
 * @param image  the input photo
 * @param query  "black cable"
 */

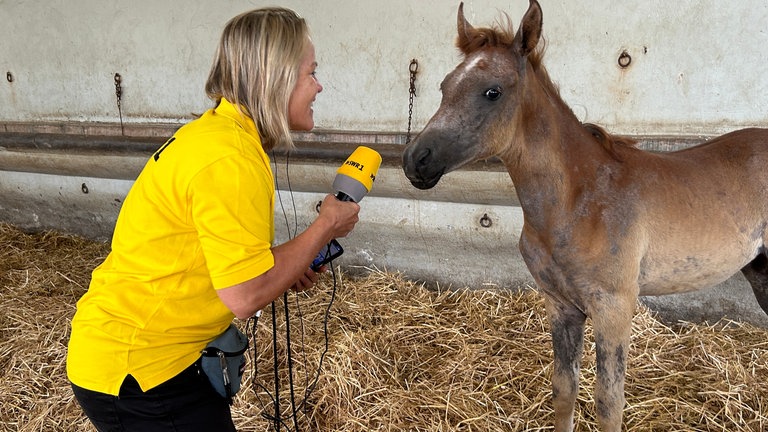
xmin=249 ymin=310 xmax=293 ymax=428
xmin=292 ymin=289 xmax=310 ymax=416
xmin=248 ymin=313 xmax=283 ymax=426
xmin=248 ymin=149 xmax=339 ymax=431
xmin=283 ymin=292 xmax=300 ymax=432
xmin=302 ymin=263 xmax=338 ymax=401
xmin=274 ymin=151 xmax=297 ymax=239
xmin=271 ymin=303 xmax=281 ymax=432
xmin=283 ymin=152 xmax=299 ymax=238
xmin=247 ymin=313 xmax=260 ymax=392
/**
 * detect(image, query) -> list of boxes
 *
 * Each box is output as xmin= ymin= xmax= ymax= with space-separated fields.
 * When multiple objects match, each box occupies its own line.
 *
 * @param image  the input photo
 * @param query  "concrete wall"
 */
xmin=2 ymin=0 xmax=768 ymax=328
xmin=2 ymin=1 xmax=768 ymax=134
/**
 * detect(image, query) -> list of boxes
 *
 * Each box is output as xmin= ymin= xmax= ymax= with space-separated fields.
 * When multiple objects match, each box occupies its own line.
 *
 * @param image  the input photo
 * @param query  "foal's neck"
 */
xmin=502 ymin=62 xmax=608 ymax=225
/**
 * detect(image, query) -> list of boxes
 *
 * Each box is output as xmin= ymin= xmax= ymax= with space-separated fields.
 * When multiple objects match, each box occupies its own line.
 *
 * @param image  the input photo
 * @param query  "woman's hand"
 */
xmin=315 ymin=194 xmax=360 ymax=239
xmin=293 ymin=267 xmax=321 ymax=291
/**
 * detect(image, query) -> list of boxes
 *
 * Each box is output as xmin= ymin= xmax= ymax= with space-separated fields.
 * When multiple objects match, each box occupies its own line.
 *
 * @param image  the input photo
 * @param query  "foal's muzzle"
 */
xmin=402 ymin=145 xmax=445 ymax=190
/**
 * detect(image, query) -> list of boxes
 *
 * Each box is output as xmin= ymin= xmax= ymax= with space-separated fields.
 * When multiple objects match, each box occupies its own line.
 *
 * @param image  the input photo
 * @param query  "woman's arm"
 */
xmin=216 ymin=194 xmax=359 ymax=319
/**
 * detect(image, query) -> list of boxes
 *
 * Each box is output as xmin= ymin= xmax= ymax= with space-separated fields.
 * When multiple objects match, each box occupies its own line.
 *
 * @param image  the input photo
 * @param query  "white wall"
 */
xmin=2 ymin=0 xmax=768 ymax=135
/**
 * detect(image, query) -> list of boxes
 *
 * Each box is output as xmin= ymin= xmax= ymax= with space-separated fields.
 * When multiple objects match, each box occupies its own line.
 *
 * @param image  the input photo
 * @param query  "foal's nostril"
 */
xmin=417 ymin=148 xmax=432 ymax=168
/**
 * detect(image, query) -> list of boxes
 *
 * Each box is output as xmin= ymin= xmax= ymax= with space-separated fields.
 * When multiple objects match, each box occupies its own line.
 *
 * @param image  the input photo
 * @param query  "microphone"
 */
xmin=332 ymin=146 xmax=382 ymax=203
xmin=311 ymin=146 xmax=382 ymax=271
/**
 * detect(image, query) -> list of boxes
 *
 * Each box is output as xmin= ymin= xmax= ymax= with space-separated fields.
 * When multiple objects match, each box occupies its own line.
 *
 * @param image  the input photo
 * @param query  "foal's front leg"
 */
xmin=544 ymin=296 xmax=587 ymax=432
xmin=591 ymin=294 xmax=635 ymax=432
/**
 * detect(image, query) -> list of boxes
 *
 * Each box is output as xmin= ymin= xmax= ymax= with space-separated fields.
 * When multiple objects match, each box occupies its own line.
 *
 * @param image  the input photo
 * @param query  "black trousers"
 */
xmin=71 ymin=360 xmax=237 ymax=432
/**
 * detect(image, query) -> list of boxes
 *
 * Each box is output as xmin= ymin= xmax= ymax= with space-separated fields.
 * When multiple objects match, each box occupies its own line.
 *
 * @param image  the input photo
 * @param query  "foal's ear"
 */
xmin=456 ymin=2 xmax=477 ymax=55
xmin=512 ymin=0 xmax=543 ymax=56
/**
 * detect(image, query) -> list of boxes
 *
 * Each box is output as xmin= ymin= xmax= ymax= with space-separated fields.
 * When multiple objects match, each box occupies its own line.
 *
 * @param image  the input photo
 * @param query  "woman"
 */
xmin=67 ymin=7 xmax=360 ymax=431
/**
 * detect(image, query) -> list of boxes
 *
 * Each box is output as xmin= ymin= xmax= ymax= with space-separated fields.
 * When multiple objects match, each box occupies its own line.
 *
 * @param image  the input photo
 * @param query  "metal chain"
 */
xmin=406 ymin=59 xmax=418 ymax=144
xmin=114 ymin=73 xmax=124 ymax=136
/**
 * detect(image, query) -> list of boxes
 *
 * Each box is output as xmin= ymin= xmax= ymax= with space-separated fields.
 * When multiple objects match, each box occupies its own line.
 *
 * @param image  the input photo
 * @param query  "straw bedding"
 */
xmin=1 ymin=222 xmax=766 ymax=431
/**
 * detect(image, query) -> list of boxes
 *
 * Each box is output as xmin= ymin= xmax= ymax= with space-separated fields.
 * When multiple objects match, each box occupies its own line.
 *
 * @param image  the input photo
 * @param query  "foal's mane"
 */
xmin=583 ymin=123 xmax=638 ymax=160
xmin=456 ymin=16 xmax=637 ymax=160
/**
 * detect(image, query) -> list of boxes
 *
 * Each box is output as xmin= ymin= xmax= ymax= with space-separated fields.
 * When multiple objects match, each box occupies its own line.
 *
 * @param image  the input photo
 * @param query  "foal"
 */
xmin=402 ymin=1 xmax=768 ymax=431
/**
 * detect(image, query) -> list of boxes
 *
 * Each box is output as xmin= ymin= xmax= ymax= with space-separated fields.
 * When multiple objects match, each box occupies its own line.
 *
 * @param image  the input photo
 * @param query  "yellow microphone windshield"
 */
xmin=336 ymin=146 xmax=382 ymax=192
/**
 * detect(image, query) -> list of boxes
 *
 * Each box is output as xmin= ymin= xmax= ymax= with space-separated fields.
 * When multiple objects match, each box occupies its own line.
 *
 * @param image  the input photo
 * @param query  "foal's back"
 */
xmin=608 ymin=128 xmax=768 ymax=295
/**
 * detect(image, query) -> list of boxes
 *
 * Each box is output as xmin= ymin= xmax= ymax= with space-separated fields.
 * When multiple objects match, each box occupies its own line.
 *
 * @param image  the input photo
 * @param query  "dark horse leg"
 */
xmin=741 ymin=251 xmax=768 ymax=316
xmin=544 ymin=297 xmax=586 ymax=432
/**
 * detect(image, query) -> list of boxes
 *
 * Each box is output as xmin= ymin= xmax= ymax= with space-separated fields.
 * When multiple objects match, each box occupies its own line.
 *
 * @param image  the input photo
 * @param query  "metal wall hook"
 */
xmin=618 ymin=51 xmax=632 ymax=68
xmin=479 ymin=213 xmax=492 ymax=228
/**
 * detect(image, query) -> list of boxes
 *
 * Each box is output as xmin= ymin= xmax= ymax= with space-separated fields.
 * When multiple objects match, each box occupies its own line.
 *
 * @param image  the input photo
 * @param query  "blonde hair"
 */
xmin=205 ymin=7 xmax=309 ymax=151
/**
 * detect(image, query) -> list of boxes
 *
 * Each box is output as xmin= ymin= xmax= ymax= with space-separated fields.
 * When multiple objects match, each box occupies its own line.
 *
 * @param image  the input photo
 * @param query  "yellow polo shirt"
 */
xmin=67 ymin=98 xmax=275 ymax=395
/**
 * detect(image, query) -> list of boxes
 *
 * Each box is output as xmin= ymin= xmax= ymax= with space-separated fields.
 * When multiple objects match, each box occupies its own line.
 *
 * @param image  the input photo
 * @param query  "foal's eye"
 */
xmin=484 ymin=87 xmax=502 ymax=101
